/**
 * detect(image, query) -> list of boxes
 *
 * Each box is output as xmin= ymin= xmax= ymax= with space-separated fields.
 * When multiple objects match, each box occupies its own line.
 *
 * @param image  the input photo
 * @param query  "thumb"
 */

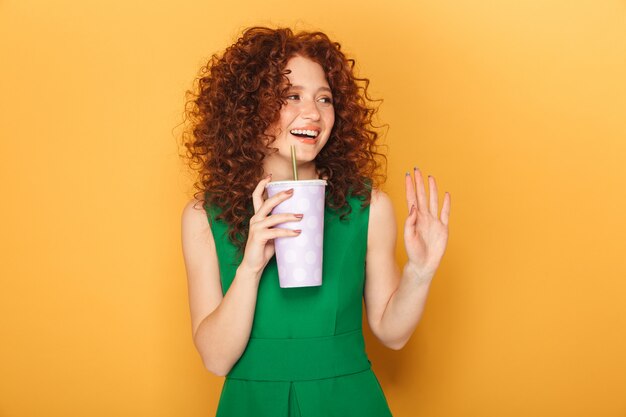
xmin=404 ymin=204 xmax=417 ymax=236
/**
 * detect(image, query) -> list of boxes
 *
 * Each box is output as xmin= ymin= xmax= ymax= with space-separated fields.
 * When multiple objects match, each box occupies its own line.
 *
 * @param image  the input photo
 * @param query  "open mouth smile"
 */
xmin=289 ymin=129 xmax=319 ymax=139
xmin=289 ymin=128 xmax=320 ymax=144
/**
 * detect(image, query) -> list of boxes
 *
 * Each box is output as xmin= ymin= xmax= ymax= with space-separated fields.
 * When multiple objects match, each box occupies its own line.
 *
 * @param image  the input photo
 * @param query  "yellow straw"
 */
xmin=290 ymin=145 xmax=298 ymax=181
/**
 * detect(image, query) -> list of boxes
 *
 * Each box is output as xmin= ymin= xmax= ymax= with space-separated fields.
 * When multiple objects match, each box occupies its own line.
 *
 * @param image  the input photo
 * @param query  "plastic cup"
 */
xmin=265 ymin=179 xmax=326 ymax=288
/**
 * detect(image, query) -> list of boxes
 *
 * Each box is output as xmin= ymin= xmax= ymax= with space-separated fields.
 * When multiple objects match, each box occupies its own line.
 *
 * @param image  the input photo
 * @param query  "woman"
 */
xmin=181 ymin=26 xmax=451 ymax=416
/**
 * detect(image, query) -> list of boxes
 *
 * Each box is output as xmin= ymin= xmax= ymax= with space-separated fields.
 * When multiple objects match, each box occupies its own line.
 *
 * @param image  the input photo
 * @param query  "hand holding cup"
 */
xmin=240 ymin=175 xmax=303 ymax=277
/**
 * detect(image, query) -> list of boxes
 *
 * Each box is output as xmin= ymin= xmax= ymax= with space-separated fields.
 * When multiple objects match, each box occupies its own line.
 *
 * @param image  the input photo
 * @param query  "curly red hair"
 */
xmin=180 ymin=26 xmax=387 ymax=255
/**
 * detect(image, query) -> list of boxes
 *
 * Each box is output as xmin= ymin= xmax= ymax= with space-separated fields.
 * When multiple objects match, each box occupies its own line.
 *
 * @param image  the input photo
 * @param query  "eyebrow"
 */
xmin=288 ymin=85 xmax=333 ymax=94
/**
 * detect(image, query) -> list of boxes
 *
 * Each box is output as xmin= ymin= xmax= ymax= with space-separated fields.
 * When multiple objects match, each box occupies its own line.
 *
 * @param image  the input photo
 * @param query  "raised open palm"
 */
xmin=403 ymin=167 xmax=451 ymax=282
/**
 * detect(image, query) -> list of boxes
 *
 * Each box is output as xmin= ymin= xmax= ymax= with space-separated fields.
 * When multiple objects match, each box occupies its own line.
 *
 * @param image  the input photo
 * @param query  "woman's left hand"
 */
xmin=403 ymin=167 xmax=451 ymax=283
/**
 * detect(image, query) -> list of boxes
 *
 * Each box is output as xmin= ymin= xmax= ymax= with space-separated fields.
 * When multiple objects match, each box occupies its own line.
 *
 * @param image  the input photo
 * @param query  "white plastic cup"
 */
xmin=265 ymin=180 xmax=326 ymax=288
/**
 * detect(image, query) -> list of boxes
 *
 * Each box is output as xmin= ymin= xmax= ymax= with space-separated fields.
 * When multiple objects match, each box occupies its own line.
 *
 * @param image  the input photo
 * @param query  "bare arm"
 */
xmin=364 ymin=170 xmax=451 ymax=350
xmin=364 ymin=189 xmax=432 ymax=350
xmin=181 ymin=176 xmax=302 ymax=375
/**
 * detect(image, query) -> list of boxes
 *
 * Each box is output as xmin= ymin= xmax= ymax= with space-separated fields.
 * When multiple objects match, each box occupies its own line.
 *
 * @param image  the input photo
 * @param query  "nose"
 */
xmin=301 ymin=99 xmax=321 ymax=121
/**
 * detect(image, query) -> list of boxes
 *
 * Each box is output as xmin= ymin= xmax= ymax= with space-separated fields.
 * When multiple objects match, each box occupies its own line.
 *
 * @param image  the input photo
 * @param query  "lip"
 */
xmin=294 ymin=136 xmax=318 ymax=145
xmin=290 ymin=125 xmax=321 ymax=132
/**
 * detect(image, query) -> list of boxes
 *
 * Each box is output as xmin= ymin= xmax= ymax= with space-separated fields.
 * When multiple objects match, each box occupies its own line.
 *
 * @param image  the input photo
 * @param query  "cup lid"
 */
xmin=266 ymin=179 xmax=327 ymax=188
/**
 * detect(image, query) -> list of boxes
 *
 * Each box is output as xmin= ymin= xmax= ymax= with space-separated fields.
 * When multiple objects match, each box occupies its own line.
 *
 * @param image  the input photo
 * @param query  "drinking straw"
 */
xmin=290 ymin=145 xmax=298 ymax=181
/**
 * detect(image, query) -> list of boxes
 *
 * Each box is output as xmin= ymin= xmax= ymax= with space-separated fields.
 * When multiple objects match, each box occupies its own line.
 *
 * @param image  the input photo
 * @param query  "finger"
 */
xmin=255 ymin=188 xmax=294 ymax=218
xmin=405 ymin=171 xmax=417 ymax=213
xmin=428 ymin=175 xmax=439 ymax=216
xmin=255 ymin=213 xmax=303 ymax=230
xmin=441 ymin=192 xmax=451 ymax=226
xmin=261 ymin=227 xmax=302 ymax=241
xmin=405 ymin=203 xmax=417 ymax=234
xmin=414 ymin=167 xmax=428 ymax=214
xmin=253 ymin=174 xmax=272 ymax=213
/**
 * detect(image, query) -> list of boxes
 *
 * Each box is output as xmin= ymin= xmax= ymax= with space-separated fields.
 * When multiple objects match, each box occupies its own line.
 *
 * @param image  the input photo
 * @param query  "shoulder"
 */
xmin=365 ymin=189 xmax=397 ymax=290
xmin=182 ymin=197 xmax=208 ymax=224
xmin=367 ymin=188 xmax=396 ymax=242
xmin=181 ymin=197 xmax=214 ymax=243
xmin=369 ymin=188 xmax=394 ymax=216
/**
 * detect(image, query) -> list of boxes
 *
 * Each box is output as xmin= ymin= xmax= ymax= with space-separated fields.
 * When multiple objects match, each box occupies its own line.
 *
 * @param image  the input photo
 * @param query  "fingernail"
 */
xmin=294 ymin=229 xmax=302 ymax=233
xmin=295 ymin=214 xmax=304 ymax=219
xmin=286 ymin=188 xmax=294 ymax=194
xmin=414 ymin=166 xmax=417 ymax=171
xmin=406 ymin=171 xmax=410 ymax=176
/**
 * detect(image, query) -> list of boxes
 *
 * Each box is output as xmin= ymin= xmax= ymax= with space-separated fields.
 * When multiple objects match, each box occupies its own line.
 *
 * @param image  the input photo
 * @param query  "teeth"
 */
xmin=290 ymin=129 xmax=319 ymax=138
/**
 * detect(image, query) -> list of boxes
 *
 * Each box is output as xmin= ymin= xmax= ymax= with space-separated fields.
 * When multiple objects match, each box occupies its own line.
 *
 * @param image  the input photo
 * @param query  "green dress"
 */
xmin=204 ymin=189 xmax=393 ymax=417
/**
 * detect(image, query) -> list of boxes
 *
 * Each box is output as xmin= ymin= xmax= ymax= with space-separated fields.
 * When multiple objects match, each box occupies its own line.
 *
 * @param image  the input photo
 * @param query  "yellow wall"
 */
xmin=1 ymin=0 xmax=625 ymax=415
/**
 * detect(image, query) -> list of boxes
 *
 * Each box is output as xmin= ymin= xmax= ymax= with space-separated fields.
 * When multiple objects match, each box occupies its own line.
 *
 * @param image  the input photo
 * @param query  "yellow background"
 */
xmin=1 ymin=0 xmax=625 ymax=416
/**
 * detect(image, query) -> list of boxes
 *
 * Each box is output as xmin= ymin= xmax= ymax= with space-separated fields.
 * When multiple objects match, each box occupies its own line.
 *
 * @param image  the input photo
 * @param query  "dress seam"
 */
xmin=248 ymin=327 xmax=362 ymax=341
xmin=226 ymin=365 xmax=372 ymax=383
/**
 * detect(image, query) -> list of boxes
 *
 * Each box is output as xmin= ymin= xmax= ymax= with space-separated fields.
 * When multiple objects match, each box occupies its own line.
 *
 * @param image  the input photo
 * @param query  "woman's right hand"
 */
xmin=240 ymin=175 xmax=303 ymax=276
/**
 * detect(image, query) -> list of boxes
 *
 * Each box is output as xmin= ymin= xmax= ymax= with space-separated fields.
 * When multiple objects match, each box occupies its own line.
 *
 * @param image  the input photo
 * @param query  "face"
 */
xmin=264 ymin=55 xmax=335 ymax=168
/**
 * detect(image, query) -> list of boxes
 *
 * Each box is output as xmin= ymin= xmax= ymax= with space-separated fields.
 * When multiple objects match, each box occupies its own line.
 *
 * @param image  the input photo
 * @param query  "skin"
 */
xmin=364 ymin=169 xmax=450 ymax=349
xmin=180 ymin=55 xmax=451 ymax=376
xmin=262 ymin=55 xmax=335 ymax=182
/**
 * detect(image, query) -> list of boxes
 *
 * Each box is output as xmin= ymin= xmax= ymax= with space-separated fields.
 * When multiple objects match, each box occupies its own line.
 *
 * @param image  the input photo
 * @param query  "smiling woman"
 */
xmin=262 ymin=55 xmax=336 ymax=176
xmin=181 ymin=27 xmax=386 ymax=255
xmin=179 ymin=26 xmax=450 ymax=417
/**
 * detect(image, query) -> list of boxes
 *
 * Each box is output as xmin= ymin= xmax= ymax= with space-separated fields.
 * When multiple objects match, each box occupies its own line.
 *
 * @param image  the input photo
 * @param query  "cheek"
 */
xmin=279 ymin=105 xmax=297 ymax=121
xmin=270 ymin=114 xmax=290 ymax=136
xmin=326 ymin=112 xmax=335 ymax=129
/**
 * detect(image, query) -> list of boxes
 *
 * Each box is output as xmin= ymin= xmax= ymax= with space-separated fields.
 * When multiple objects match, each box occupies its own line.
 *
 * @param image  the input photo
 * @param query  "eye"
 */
xmin=319 ymin=96 xmax=333 ymax=104
xmin=286 ymin=94 xmax=300 ymax=100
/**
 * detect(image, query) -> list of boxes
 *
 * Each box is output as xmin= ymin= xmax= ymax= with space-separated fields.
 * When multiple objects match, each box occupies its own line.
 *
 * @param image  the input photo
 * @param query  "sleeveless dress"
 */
xmin=204 ymin=189 xmax=394 ymax=417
